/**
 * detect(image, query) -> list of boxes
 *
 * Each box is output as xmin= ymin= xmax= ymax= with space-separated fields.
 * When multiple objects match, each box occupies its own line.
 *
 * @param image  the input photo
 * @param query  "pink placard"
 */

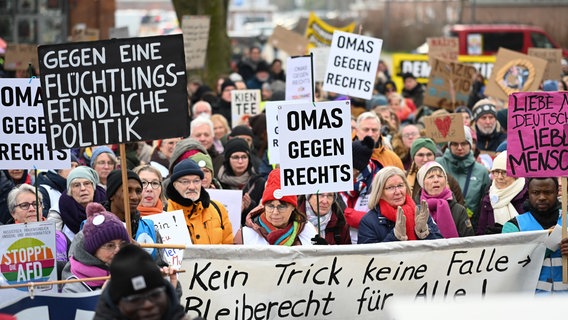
xmin=507 ymin=92 xmax=568 ymax=177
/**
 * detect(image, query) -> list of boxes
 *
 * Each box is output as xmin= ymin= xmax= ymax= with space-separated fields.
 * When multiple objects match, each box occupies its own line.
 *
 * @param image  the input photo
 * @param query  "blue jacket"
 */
xmin=358 ymin=205 xmax=443 ymax=244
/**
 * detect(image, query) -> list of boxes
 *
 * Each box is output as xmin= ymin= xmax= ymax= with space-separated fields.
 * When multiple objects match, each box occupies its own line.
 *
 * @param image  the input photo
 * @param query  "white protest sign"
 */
xmin=285 ymin=55 xmax=313 ymax=101
xmin=310 ymin=47 xmax=331 ymax=82
xmin=207 ymin=189 xmax=243 ymax=236
xmin=180 ymin=232 xmax=546 ymax=319
xmin=145 ymin=210 xmax=190 ymax=269
xmin=264 ymin=100 xmax=299 ymax=165
xmin=277 ymin=100 xmax=353 ymax=195
xmin=0 ymin=79 xmax=71 ymax=169
xmin=323 ymin=31 xmax=382 ymax=100
xmin=108 ymin=26 xmax=129 ymax=39
xmin=182 ymin=15 xmax=211 ymax=70
xmin=231 ymin=89 xmax=261 ymax=128
xmin=0 ymin=221 xmax=58 ymax=292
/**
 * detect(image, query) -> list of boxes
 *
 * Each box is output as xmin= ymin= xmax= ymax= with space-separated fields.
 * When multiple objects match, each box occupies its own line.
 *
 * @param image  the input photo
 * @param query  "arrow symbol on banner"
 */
xmin=518 ymin=255 xmax=531 ymax=267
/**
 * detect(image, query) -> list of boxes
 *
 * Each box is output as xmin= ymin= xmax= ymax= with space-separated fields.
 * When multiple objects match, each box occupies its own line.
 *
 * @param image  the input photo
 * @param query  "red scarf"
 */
xmin=379 ymin=194 xmax=417 ymax=240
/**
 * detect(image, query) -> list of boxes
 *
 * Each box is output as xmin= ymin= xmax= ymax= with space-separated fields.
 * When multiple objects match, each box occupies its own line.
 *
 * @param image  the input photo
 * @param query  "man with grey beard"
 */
xmin=471 ymin=99 xmax=507 ymax=152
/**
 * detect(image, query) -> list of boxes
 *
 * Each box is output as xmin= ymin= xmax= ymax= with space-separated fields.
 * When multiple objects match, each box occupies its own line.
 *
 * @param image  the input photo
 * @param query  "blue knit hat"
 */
xmin=90 ymin=146 xmax=116 ymax=167
xmin=171 ymin=159 xmax=204 ymax=182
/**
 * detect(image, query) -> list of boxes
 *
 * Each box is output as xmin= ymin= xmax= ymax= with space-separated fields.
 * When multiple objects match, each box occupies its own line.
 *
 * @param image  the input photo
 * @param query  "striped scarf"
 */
xmin=347 ymin=160 xmax=381 ymax=198
xmin=258 ymin=213 xmax=299 ymax=246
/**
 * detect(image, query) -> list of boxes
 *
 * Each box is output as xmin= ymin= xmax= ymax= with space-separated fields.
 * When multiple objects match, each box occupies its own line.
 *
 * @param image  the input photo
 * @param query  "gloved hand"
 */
xmin=394 ymin=206 xmax=408 ymax=241
xmin=415 ymin=200 xmax=430 ymax=239
xmin=311 ymin=234 xmax=328 ymax=245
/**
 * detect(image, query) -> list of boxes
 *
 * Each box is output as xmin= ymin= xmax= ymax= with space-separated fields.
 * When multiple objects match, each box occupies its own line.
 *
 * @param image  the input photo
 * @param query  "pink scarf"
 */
xmin=69 ymin=256 xmax=109 ymax=288
xmin=420 ymin=187 xmax=459 ymax=238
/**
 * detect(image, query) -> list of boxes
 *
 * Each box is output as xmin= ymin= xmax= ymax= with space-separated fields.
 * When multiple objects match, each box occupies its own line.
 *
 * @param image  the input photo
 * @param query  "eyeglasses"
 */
xmin=384 ymin=183 xmax=406 ymax=193
xmin=121 ymin=286 xmax=166 ymax=305
xmin=230 ymin=155 xmax=249 ymax=161
xmin=491 ymin=170 xmax=507 ymax=177
xmin=265 ymin=203 xmax=289 ymax=213
xmin=414 ymin=152 xmax=434 ymax=158
xmin=95 ymin=160 xmax=115 ymax=167
xmin=175 ymin=179 xmax=202 ymax=187
xmin=71 ymin=181 xmax=94 ymax=189
xmin=142 ymin=181 xmax=161 ymax=189
xmin=450 ymin=142 xmax=470 ymax=148
xmin=100 ymin=241 xmax=127 ymax=251
xmin=15 ymin=201 xmax=41 ymax=210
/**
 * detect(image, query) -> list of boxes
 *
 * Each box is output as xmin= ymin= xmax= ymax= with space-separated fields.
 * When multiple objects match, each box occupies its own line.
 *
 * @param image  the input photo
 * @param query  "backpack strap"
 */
xmin=210 ymin=201 xmax=224 ymax=230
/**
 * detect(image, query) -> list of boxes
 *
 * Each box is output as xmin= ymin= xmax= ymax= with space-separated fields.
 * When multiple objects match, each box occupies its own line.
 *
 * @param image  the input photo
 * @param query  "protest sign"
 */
xmin=285 ymin=55 xmax=313 ymax=101
xmin=485 ymin=48 xmax=547 ymax=102
xmin=310 ymin=47 xmax=331 ymax=82
xmin=231 ymin=89 xmax=261 ymax=128
xmin=0 ymin=222 xmax=57 ymax=293
xmin=424 ymin=58 xmax=477 ymax=111
xmin=268 ymin=25 xmax=309 ymax=57
xmin=304 ymin=12 xmax=355 ymax=50
xmin=71 ymin=27 xmax=100 ymax=42
xmin=180 ymin=232 xmax=547 ymax=319
xmin=207 ymin=189 xmax=244 ymax=236
xmin=145 ymin=210 xmax=191 ymax=269
xmin=108 ymin=26 xmax=130 ymax=39
xmin=323 ymin=31 xmax=382 ymax=100
xmin=427 ymin=37 xmax=459 ymax=63
xmin=0 ymin=79 xmax=71 ymax=169
xmin=4 ymin=43 xmax=39 ymax=71
xmin=0 ymin=290 xmax=100 ymax=320
xmin=265 ymin=100 xmax=296 ymax=165
xmin=182 ymin=15 xmax=210 ymax=70
xmin=423 ymin=113 xmax=466 ymax=144
xmin=277 ymin=100 xmax=352 ymax=195
xmin=38 ymin=34 xmax=189 ymax=149
xmin=507 ymin=91 xmax=568 ymax=177
xmin=527 ymin=48 xmax=563 ymax=81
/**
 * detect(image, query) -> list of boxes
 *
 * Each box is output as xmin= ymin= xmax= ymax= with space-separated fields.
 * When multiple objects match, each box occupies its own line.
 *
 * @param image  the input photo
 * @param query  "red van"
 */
xmin=447 ymin=24 xmax=568 ymax=59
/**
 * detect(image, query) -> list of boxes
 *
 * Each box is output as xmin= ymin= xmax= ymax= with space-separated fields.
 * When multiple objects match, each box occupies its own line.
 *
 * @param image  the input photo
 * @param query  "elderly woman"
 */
xmin=358 ymin=166 xmax=443 ymax=243
xmin=211 ymin=114 xmax=231 ymax=154
xmin=392 ymin=124 xmax=422 ymax=170
xmin=133 ymin=165 xmax=165 ymax=216
xmin=234 ymin=169 xmax=317 ymax=245
xmin=61 ymin=202 xmax=130 ymax=293
xmin=90 ymin=146 xmax=117 ymax=188
xmin=477 ymin=151 xmax=528 ymax=235
xmin=297 ymin=193 xmax=351 ymax=245
xmin=48 ymin=166 xmax=106 ymax=240
xmin=217 ymin=138 xmax=266 ymax=224
xmin=417 ymin=161 xmax=474 ymax=238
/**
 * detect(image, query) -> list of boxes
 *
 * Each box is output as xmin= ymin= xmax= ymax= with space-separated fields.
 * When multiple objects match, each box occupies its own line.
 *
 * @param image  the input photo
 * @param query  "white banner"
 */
xmin=182 ymin=15 xmax=210 ymax=70
xmin=145 ymin=210 xmax=191 ymax=269
xmin=180 ymin=232 xmax=547 ymax=319
xmin=323 ymin=31 xmax=383 ymax=100
xmin=285 ymin=55 xmax=313 ymax=101
xmin=207 ymin=189 xmax=243 ymax=236
xmin=231 ymin=89 xmax=261 ymax=128
xmin=0 ymin=79 xmax=71 ymax=169
xmin=277 ymin=100 xmax=352 ymax=195
xmin=310 ymin=47 xmax=331 ymax=82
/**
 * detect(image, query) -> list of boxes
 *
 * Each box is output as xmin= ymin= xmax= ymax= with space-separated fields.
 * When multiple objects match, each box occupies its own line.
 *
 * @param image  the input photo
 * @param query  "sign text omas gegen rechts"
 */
xmin=38 ymin=35 xmax=189 ymax=150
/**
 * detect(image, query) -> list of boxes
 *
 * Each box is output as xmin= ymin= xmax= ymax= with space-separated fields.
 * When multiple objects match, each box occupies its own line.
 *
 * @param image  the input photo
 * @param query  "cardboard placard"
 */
xmin=268 ymin=25 xmax=309 ymax=57
xmin=423 ymin=113 xmax=466 ymax=143
xmin=3 ymin=43 xmax=39 ymax=71
xmin=0 ymin=79 xmax=71 ymax=169
xmin=38 ymin=34 xmax=189 ymax=149
xmin=182 ymin=15 xmax=210 ymax=70
xmin=424 ymin=57 xmax=477 ymax=111
xmin=285 ymin=55 xmax=313 ymax=101
xmin=485 ymin=48 xmax=547 ymax=102
xmin=277 ymin=100 xmax=353 ymax=195
xmin=527 ymin=48 xmax=562 ymax=81
xmin=230 ymin=89 xmax=261 ymax=128
xmin=507 ymin=91 xmax=568 ymax=177
xmin=323 ymin=31 xmax=383 ymax=100
xmin=427 ymin=37 xmax=459 ymax=63
xmin=304 ymin=12 xmax=355 ymax=50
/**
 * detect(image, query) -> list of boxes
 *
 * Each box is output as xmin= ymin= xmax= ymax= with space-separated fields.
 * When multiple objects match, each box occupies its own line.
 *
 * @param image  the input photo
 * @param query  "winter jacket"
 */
xmin=37 ymin=170 xmax=67 ymax=216
xmin=0 ymin=170 xmax=16 ymax=224
xmin=447 ymin=198 xmax=475 ymax=237
xmin=358 ymin=205 xmax=443 ymax=244
xmin=402 ymin=84 xmax=425 ymax=108
xmin=475 ymin=124 xmax=507 ymax=152
xmin=477 ymin=182 xmax=528 ymax=235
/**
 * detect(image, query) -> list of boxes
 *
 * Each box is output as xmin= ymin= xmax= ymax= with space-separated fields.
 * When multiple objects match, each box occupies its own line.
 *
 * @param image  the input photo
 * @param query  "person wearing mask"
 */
xmin=358 ymin=166 xmax=443 ymax=243
xmin=166 ymin=159 xmax=233 ymax=244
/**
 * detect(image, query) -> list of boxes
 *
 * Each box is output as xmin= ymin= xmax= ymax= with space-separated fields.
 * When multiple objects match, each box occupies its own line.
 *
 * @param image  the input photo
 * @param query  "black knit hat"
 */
xmin=224 ymin=138 xmax=250 ymax=158
xmin=229 ymin=125 xmax=254 ymax=139
xmin=221 ymin=79 xmax=236 ymax=93
xmin=108 ymin=244 xmax=165 ymax=302
xmin=352 ymin=136 xmax=375 ymax=171
xmin=106 ymin=169 xmax=142 ymax=201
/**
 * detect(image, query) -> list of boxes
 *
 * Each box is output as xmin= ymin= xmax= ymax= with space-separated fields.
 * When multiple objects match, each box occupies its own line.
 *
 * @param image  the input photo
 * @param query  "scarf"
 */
xmin=217 ymin=166 xmax=251 ymax=190
xmin=306 ymin=202 xmax=332 ymax=237
xmin=420 ymin=187 xmax=458 ymax=238
xmin=138 ymin=198 xmax=164 ymax=216
xmin=59 ymin=186 xmax=106 ymax=234
xmin=347 ymin=160 xmax=380 ymax=198
xmin=69 ymin=256 xmax=109 ymax=288
xmin=489 ymin=178 xmax=525 ymax=225
xmin=257 ymin=213 xmax=299 ymax=246
xmin=379 ymin=194 xmax=417 ymax=240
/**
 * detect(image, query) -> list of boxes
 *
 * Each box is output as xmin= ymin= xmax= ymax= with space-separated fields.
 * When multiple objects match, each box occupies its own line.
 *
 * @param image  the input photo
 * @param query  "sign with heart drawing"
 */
xmin=423 ymin=113 xmax=465 ymax=143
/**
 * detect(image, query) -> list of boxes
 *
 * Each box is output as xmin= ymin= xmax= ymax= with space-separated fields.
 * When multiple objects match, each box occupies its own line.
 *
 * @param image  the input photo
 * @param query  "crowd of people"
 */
xmin=2 ymin=44 xmax=568 ymax=319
